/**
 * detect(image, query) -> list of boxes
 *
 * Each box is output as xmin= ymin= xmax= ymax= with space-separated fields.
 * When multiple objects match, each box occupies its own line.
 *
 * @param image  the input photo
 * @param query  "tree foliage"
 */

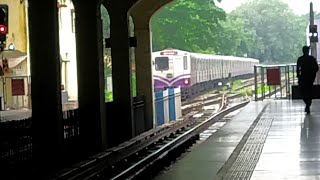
xmin=230 ymin=0 xmax=308 ymax=63
xmin=215 ymin=17 xmax=255 ymax=56
xmin=100 ymin=0 xmax=311 ymax=64
xmin=150 ymin=0 xmax=261 ymax=56
xmin=151 ymin=0 xmax=310 ymax=63
xmin=152 ymin=0 xmax=226 ymax=53
xmin=100 ymin=6 xmax=135 ymax=72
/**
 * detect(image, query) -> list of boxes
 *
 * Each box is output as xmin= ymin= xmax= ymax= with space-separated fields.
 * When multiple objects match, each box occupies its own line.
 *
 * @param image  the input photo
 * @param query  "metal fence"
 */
xmin=0 ymin=109 xmax=80 ymax=179
xmin=254 ymin=63 xmax=320 ymax=101
xmin=254 ymin=64 xmax=291 ymax=101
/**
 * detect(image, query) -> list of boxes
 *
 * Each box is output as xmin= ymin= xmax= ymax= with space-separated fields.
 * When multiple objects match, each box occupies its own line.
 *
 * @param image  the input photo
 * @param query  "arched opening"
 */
xmin=149 ymin=0 xmax=313 ymax=125
xmin=58 ymin=0 xmax=78 ymax=110
xmin=100 ymin=6 xmax=112 ymax=102
xmin=101 ymin=8 xmax=136 ymax=102
xmin=151 ymin=0 xmax=311 ymax=63
xmin=129 ymin=15 xmax=136 ymax=97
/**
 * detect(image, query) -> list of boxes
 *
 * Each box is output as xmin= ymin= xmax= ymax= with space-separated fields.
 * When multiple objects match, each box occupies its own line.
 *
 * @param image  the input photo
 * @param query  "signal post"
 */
xmin=309 ymin=2 xmax=319 ymax=84
xmin=0 ymin=4 xmax=8 ymax=51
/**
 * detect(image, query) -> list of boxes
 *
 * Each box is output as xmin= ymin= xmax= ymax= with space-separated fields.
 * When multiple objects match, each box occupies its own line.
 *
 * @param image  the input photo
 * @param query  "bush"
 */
xmin=105 ymin=90 xmax=113 ymax=102
xmin=232 ymin=80 xmax=243 ymax=89
xmin=104 ymin=72 xmax=136 ymax=102
xmin=256 ymin=85 xmax=272 ymax=94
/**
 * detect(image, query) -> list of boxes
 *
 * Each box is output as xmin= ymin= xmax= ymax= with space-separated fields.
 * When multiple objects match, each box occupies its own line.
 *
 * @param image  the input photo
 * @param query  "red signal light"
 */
xmin=0 ymin=24 xmax=7 ymax=34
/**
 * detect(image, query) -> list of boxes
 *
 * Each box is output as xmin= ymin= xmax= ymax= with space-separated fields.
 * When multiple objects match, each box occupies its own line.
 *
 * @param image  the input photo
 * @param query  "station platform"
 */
xmin=153 ymin=99 xmax=320 ymax=180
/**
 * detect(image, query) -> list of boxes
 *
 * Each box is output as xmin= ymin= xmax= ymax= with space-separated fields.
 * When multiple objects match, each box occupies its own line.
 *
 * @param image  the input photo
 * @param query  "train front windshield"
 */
xmin=155 ymin=57 xmax=169 ymax=71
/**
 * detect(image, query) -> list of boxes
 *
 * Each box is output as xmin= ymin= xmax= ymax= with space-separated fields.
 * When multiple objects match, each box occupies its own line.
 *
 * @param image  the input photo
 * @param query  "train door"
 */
xmin=191 ymin=56 xmax=196 ymax=84
xmin=206 ymin=59 xmax=210 ymax=81
xmin=209 ymin=58 xmax=213 ymax=80
xmin=167 ymin=56 xmax=175 ymax=79
xmin=183 ymin=56 xmax=188 ymax=74
xmin=182 ymin=55 xmax=190 ymax=84
xmin=172 ymin=55 xmax=183 ymax=78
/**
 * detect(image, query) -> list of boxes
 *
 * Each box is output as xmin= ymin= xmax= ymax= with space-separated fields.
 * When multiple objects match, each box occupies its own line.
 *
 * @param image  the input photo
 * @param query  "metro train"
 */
xmin=152 ymin=49 xmax=259 ymax=98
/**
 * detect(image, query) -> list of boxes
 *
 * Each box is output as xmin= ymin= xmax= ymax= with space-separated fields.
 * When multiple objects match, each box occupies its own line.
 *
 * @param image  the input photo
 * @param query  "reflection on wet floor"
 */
xmin=252 ymin=100 xmax=320 ymax=179
xmin=199 ymin=122 xmax=226 ymax=141
xmin=154 ymin=100 xmax=320 ymax=180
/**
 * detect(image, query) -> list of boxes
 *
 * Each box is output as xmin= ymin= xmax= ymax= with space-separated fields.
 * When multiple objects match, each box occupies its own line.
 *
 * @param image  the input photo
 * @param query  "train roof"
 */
xmin=190 ymin=53 xmax=259 ymax=62
xmin=152 ymin=48 xmax=190 ymax=56
xmin=152 ymin=49 xmax=260 ymax=63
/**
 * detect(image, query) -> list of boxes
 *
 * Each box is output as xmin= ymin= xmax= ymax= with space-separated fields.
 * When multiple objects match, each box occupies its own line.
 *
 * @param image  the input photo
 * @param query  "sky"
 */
xmin=216 ymin=0 xmax=320 ymax=15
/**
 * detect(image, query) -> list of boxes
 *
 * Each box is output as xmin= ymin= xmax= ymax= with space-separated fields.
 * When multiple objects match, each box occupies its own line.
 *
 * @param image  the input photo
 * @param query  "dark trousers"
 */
xmin=301 ymin=83 xmax=313 ymax=107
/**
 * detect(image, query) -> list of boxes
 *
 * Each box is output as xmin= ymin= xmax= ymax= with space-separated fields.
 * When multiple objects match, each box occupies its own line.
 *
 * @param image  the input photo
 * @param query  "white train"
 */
xmin=152 ymin=49 xmax=259 ymax=98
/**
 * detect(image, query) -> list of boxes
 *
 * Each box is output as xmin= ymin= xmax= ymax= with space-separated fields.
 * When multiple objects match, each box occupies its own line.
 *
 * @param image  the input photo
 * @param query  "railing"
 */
xmin=133 ymin=96 xmax=145 ymax=136
xmin=254 ymin=63 xmax=320 ymax=101
xmin=0 ymin=109 xmax=80 ymax=178
xmin=254 ymin=64 xmax=290 ymax=101
xmin=287 ymin=63 xmax=320 ymax=86
xmin=0 ymin=117 xmax=32 ymax=178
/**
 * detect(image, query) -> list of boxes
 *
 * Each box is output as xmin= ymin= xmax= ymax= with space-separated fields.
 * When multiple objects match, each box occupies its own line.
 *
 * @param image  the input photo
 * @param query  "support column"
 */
xmin=28 ymin=0 xmax=63 ymax=174
xmin=74 ymin=0 xmax=106 ymax=152
xmin=106 ymin=4 xmax=134 ymax=144
xmin=130 ymin=0 xmax=174 ymax=131
xmin=131 ymin=16 xmax=154 ymax=130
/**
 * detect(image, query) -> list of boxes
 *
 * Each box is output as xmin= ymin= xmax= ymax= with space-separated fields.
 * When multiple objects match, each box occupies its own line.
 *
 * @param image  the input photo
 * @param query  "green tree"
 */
xmin=151 ymin=0 xmax=258 ymax=56
xmin=101 ymin=7 xmax=137 ymax=101
xmin=230 ymin=0 xmax=308 ymax=63
xmin=101 ymin=6 xmax=110 ymax=39
xmin=101 ymin=7 xmax=134 ymax=39
xmin=217 ymin=17 xmax=255 ymax=56
xmin=151 ymin=0 xmax=226 ymax=53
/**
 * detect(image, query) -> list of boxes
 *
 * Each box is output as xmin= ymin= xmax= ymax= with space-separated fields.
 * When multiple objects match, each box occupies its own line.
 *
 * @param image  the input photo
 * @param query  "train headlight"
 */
xmin=184 ymin=79 xmax=189 ymax=85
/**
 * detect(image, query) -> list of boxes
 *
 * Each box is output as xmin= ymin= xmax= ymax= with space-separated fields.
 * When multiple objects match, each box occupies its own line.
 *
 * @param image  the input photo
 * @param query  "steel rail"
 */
xmin=110 ymin=100 xmax=249 ymax=180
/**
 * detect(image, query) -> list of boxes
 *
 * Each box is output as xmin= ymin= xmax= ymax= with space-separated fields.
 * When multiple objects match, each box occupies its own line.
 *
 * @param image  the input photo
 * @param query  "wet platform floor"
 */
xmin=153 ymin=99 xmax=320 ymax=180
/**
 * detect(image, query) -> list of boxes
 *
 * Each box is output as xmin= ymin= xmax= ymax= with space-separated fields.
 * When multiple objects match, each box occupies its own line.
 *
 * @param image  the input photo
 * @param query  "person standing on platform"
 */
xmin=297 ymin=45 xmax=319 ymax=114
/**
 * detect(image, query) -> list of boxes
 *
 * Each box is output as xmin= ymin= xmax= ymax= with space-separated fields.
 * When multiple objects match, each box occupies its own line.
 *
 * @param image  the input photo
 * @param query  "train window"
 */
xmin=183 ymin=56 xmax=188 ymax=70
xmin=155 ymin=57 xmax=169 ymax=71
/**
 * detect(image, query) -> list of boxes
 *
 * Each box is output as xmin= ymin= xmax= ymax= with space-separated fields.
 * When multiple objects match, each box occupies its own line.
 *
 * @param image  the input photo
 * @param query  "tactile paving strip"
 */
xmin=222 ymin=117 xmax=274 ymax=180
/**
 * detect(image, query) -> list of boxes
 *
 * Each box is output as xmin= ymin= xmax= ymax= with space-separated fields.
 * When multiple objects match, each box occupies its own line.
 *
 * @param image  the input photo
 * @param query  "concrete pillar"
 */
xmin=131 ymin=15 xmax=155 ymax=130
xmin=73 ymin=0 xmax=106 ymax=152
xmin=28 ymin=0 xmax=63 ymax=174
xmin=130 ymin=0 xmax=174 ymax=130
xmin=104 ymin=2 xmax=135 ymax=144
xmin=110 ymin=9 xmax=134 ymax=142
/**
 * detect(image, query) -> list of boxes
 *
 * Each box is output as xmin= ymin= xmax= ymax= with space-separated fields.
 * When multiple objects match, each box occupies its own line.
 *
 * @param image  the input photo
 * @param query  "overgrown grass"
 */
xmin=239 ymin=89 xmax=252 ymax=96
xmin=256 ymin=85 xmax=273 ymax=94
xmin=231 ymin=80 xmax=243 ymax=89
xmin=220 ymin=80 xmax=248 ymax=95
xmin=132 ymin=73 xmax=137 ymax=97
xmin=227 ymin=79 xmax=270 ymax=97
xmin=105 ymin=90 xmax=113 ymax=102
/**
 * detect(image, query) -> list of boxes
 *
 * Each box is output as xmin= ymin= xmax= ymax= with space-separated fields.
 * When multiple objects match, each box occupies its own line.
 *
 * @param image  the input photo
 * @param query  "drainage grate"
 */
xmin=215 ymin=108 xmax=274 ymax=180
xmin=223 ymin=117 xmax=274 ymax=179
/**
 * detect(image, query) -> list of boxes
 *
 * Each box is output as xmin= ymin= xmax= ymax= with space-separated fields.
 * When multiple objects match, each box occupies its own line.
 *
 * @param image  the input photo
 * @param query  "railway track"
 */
xmin=182 ymin=92 xmax=247 ymax=116
xmin=55 ymin=92 xmax=249 ymax=180
xmin=104 ymin=95 xmax=249 ymax=180
xmin=53 ymin=76 xmax=265 ymax=179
